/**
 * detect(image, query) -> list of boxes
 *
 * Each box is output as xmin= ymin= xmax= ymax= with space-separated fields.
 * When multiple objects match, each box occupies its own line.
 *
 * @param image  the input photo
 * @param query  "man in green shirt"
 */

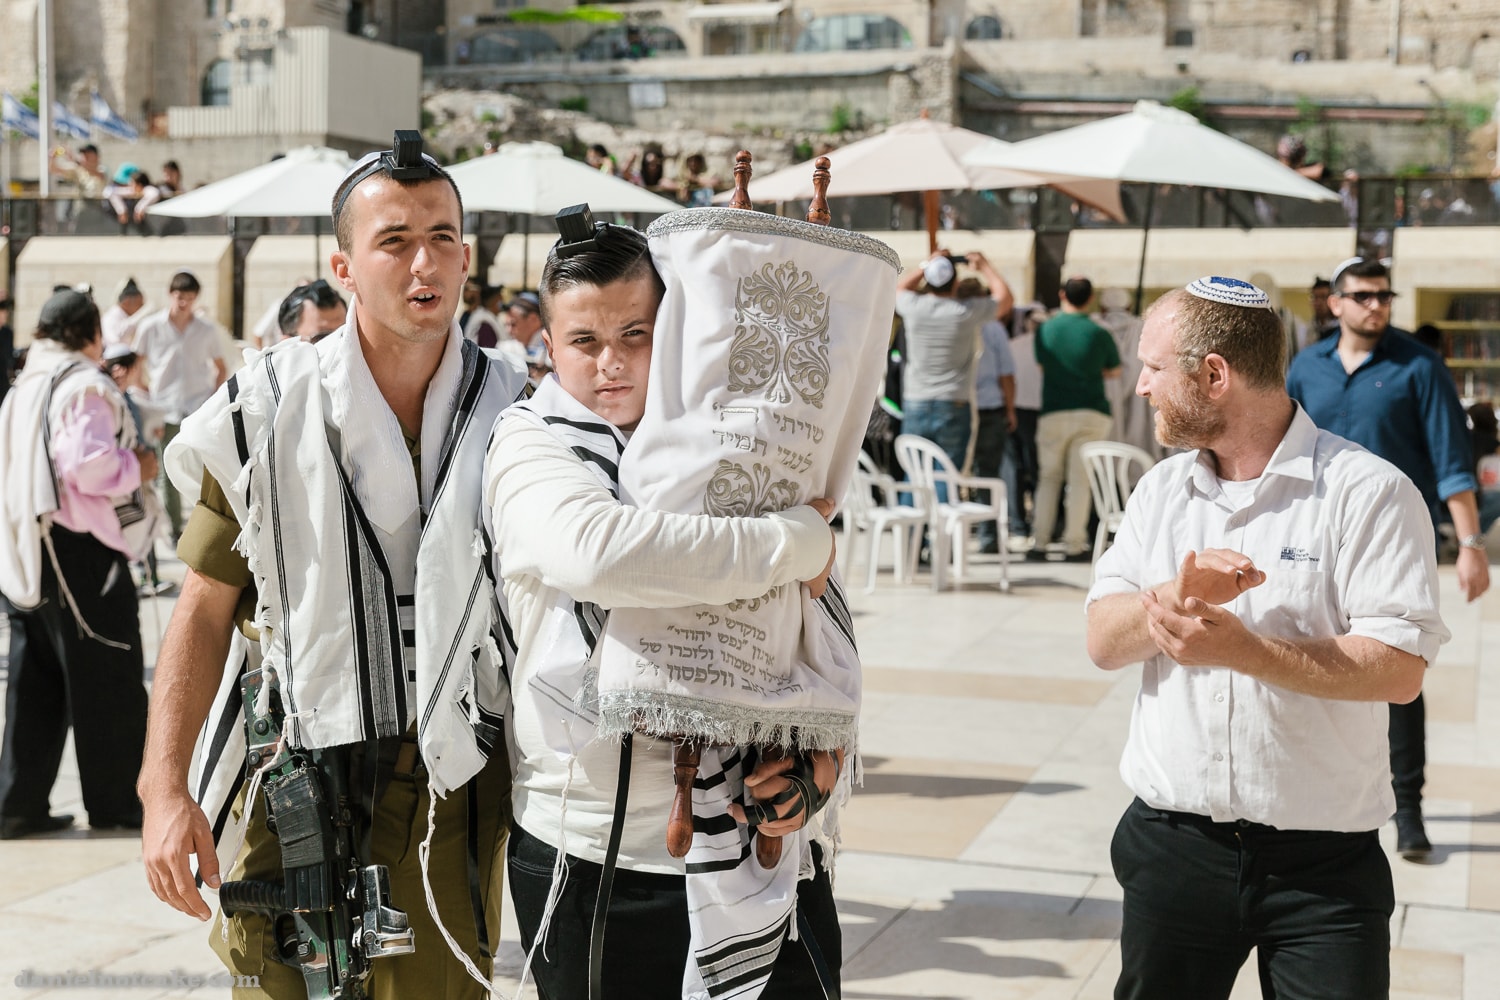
xmin=1029 ymin=276 xmax=1121 ymax=562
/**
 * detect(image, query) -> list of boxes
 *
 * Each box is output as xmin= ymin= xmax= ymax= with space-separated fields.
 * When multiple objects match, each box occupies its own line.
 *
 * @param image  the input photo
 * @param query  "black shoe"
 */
xmin=1395 ymin=809 xmax=1432 ymax=861
xmin=0 ymin=813 xmax=75 ymax=840
xmin=1024 ymin=549 xmax=1049 ymax=563
xmin=1063 ymin=550 xmax=1094 ymax=563
xmin=978 ymin=538 xmax=999 ymax=555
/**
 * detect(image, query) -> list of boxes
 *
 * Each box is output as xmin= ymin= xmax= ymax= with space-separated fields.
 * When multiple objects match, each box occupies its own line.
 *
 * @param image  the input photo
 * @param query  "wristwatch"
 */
xmin=1459 ymin=533 xmax=1488 ymax=551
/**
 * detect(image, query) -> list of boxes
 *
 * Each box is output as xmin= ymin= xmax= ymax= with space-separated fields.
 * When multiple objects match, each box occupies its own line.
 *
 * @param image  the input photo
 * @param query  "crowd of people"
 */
xmin=48 ymin=144 xmax=185 ymax=235
xmin=0 ymin=131 xmax=1490 ymax=1000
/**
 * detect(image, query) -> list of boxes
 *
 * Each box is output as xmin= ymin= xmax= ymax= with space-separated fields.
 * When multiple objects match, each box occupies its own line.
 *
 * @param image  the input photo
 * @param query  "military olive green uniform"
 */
xmin=182 ymin=442 xmax=511 ymax=1000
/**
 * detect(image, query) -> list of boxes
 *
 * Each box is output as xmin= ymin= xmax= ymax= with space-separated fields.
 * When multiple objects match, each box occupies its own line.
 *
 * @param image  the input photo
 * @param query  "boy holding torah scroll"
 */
xmin=486 ymin=199 xmax=897 ymax=999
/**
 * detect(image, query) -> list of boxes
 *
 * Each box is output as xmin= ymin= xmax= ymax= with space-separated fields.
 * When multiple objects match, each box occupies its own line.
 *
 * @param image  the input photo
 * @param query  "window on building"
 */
xmin=576 ymin=25 xmax=686 ymax=61
xmin=468 ymin=28 xmax=563 ymax=64
xmin=965 ymin=16 xmax=1003 ymax=39
xmin=703 ymin=20 xmax=786 ymax=56
xmin=201 ymin=59 xmax=232 ymax=105
xmin=794 ymin=14 xmax=912 ymax=53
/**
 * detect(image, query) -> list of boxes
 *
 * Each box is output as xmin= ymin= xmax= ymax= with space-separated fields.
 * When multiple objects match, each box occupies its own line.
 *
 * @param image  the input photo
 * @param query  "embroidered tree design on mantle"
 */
xmin=727 ymin=260 xmax=831 ymax=407
xmin=703 ymin=460 xmax=802 ymax=518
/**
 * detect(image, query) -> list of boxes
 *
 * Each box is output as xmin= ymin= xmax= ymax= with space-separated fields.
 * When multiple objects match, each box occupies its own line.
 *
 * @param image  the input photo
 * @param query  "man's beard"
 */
xmin=1154 ymin=380 xmax=1225 ymax=450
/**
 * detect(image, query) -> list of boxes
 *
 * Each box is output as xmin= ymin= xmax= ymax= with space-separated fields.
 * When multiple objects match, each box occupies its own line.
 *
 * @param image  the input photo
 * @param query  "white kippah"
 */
xmin=923 ymin=256 xmax=955 ymax=288
xmin=1185 ymin=275 xmax=1271 ymax=309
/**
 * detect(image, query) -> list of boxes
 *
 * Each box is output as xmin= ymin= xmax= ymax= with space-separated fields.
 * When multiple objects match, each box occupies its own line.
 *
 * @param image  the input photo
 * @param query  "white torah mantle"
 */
xmin=596 ymin=208 xmax=900 ymax=749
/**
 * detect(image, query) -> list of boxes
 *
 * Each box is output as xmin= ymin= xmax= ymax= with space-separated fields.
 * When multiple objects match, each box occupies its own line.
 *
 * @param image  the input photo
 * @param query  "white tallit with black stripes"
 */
xmin=0 ymin=338 xmax=163 ymax=610
xmin=167 ymin=314 xmax=529 ymax=877
xmin=491 ymin=374 xmax=623 ymax=751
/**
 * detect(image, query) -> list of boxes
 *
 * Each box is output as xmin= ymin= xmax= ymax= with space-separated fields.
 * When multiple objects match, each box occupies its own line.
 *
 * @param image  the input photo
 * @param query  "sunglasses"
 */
xmin=1336 ymin=290 xmax=1397 ymax=306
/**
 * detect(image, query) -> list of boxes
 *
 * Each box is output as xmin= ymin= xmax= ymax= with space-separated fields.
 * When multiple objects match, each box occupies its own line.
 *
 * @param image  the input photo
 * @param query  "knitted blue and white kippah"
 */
xmin=1186 ymin=275 xmax=1270 ymax=308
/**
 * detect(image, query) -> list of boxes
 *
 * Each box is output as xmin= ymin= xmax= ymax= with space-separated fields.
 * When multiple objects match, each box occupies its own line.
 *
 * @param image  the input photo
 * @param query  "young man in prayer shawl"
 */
xmin=484 ymin=220 xmax=846 ymax=998
xmin=0 ymin=288 xmax=156 ymax=839
xmin=137 ymin=134 xmax=530 ymax=999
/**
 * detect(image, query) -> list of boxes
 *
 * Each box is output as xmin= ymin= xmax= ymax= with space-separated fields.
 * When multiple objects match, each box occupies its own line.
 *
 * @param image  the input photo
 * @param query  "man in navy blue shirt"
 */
xmin=1287 ymin=256 xmax=1489 ymax=862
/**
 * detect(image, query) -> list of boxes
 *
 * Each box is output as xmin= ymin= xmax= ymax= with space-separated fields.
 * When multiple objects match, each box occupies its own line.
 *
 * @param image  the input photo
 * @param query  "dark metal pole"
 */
xmin=1133 ymin=184 xmax=1155 ymax=314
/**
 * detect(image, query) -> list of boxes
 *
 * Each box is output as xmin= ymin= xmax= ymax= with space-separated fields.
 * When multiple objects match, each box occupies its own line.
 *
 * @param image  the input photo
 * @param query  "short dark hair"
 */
xmin=954 ymin=277 xmax=988 ymax=299
xmin=332 ymin=168 xmax=463 ymax=253
xmin=36 ymin=293 xmax=100 ymax=352
xmin=538 ymin=224 xmax=662 ymax=330
xmin=1333 ymin=258 xmax=1389 ymax=291
xmin=1062 ymin=277 xmax=1094 ymax=308
xmin=163 ymin=160 xmax=180 ymax=172
xmin=277 ymin=279 xmax=345 ymax=337
xmin=169 ymin=271 xmax=201 ymax=295
xmin=1311 ymin=278 xmax=1331 ymax=292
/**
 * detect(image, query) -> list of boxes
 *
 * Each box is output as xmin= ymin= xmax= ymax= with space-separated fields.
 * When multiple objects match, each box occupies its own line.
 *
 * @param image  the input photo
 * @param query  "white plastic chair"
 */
xmin=1080 ymin=441 xmax=1156 ymax=562
xmin=840 ymin=461 xmax=927 ymax=592
xmin=893 ymin=433 xmax=1009 ymax=593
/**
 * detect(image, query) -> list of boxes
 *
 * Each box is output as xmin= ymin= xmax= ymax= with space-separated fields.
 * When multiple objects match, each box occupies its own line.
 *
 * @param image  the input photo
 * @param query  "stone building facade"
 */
xmin=0 ymin=0 xmax=1495 ymax=176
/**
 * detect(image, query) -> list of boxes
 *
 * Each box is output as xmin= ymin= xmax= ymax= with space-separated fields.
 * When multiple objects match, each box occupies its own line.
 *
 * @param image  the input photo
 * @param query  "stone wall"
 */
xmin=428 ymin=47 xmax=959 ymax=133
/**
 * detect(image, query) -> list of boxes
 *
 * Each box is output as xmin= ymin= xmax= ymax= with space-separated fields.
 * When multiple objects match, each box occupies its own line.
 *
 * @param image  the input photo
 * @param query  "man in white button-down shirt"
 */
xmin=1086 ymin=276 xmax=1448 ymax=1000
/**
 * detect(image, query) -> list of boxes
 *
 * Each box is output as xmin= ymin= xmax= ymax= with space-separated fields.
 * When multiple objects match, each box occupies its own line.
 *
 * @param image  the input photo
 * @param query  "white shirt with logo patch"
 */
xmin=1087 ymin=404 xmax=1449 ymax=832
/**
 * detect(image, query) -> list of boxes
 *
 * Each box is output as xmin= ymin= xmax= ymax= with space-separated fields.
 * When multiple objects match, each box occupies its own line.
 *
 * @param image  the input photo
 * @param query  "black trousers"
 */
xmin=973 ymin=408 xmax=1010 ymax=545
xmin=0 ymin=527 xmax=148 ymax=825
xmin=509 ymin=824 xmax=842 ymax=1000
xmin=1388 ymin=694 xmax=1425 ymax=812
xmin=1002 ymin=408 xmax=1039 ymax=534
xmin=1112 ymin=798 xmax=1393 ymax=1000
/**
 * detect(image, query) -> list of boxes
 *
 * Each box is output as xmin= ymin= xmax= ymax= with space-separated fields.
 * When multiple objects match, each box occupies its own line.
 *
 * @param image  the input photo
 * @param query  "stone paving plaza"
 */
xmin=2 ymin=548 xmax=1498 ymax=999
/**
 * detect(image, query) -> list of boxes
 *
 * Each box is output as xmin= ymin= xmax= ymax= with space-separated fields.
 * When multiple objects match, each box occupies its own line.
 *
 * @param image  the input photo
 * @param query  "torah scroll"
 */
xmin=596 ymin=208 xmax=900 ymax=749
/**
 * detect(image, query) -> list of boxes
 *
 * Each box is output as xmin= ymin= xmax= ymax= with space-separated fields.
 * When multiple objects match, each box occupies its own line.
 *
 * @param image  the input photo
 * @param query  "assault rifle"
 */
xmin=218 ymin=668 xmax=415 ymax=999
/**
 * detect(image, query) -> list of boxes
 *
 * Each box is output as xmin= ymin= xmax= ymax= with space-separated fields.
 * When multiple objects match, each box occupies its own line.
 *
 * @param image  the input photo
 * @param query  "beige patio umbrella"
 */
xmin=447 ymin=141 xmax=681 ymax=285
xmin=716 ymin=114 xmax=1125 ymax=252
xmin=964 ymin=100 xmax=1341 ymax=308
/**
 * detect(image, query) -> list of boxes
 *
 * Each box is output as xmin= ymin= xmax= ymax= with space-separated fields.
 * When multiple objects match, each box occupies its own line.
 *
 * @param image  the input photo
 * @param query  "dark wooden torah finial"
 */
xmin=666 ymin=740 xmax=702 ymax=858
xmin=729 ymin=150 xmax=753 ymax=210
xmin=806 ymin=156 xmax=831 ymax=226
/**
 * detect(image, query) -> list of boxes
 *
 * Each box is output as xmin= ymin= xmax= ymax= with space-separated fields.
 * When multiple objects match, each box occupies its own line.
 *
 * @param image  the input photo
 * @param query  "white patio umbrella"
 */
xmin=148 ymin=146 xmax=356 ymax=275
xmin=713 ymin=116 xmax=1126 ymax=252
xmin=447 ymin=142 xmax=681 ymax=284
xmin=149 ymin=146 xmax=355 ymax=218
xmin=963 ymin=101 xmax=1341 ymax=306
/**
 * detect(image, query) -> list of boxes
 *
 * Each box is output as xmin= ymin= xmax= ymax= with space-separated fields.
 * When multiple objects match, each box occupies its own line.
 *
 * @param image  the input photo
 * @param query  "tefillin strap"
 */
xmin=553 ymin=203 xmax=609 ymax=258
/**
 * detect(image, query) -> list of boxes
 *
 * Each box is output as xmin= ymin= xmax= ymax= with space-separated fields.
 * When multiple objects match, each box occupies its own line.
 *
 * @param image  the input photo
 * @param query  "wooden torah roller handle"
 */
xmin=664 ymin=740 xmax=785 ymax=870
xmin=666 ymin=740 xmax=702 ymax=859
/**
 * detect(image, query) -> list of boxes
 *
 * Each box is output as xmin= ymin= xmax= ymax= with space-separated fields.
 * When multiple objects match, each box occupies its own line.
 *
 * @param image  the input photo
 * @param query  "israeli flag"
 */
xmin=2 ymin=92 xmax=41 ymax=140
xmin=91 ymin=91 xmax=138 ymax=142
xmin=53 ymin=101 xmax=92 ymax=140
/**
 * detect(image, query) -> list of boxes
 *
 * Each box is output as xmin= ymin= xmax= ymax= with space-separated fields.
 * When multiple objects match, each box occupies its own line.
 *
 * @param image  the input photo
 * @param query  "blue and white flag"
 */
xmin=2 ymin=92 xmax=40 ymax=140
xmin=52 ymin=101 xmax=91 ymax=140
xmin=90 ymin=91 xmax=138 ymax=142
